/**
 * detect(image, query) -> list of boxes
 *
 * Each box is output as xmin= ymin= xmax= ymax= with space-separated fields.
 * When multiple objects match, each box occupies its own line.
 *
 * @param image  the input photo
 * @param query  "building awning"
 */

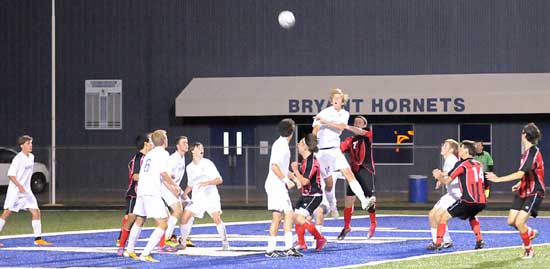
xmin=175 ymin=73 xmax=550 ymax=117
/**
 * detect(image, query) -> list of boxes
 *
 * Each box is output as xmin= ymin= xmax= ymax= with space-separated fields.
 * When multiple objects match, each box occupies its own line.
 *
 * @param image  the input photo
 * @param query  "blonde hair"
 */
xmin=444 ymin=139 xmax=459 ymax=154
xmin=329 ymin=88 xmax=348 ymax=103
xmin=151 ymin=129 xmax=167 ymax=147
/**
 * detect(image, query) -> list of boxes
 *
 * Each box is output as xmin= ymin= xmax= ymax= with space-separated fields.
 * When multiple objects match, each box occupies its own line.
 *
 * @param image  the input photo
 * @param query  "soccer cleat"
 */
xmin=426 ymin=242 xmax=440 ymax=250
xmin=158 ymin=245 xmax=177 ymax=253
xmin=116 ymin=247 xmax=125 ymax=256
xmin=522 ymin=248 xmax=534 ymax=259
xmin=116 ymin=239 xmax=120 ymax=247
xmin=361 ymin=196 xmax=377 ymax=210
xmin=222 ymin=241 xmax=230 ymax=251
xmin=337 ymin=228 xmax=351 ymax=240
xmin=284 ymin=247 xmax=304 ymax=257
xmin=442 ymin=241 xmax=454 ymax=249
xmin=126 ymin=251 xmax=139 ymax=260
xmin=139 ymin=254 xmax=159 ymax=263
xmin=475 ymin=240 xmax=485 ymax=250
xmin=265 ymin=251 xmax=285 ymax=258
xmin=330 ymin=208 xmax=340 ymax=219
xmin=164 ymin=239 xmax=178 ymax=247
xmin=186 ymin=238 xmax=196 ymax=247
xmin=529 ymin=228 xmax=539 ymax=240
xmin=34 ymin=239 xmax=52 ymax=246
xmin=315 ymin=237 xmax=327 ymax=252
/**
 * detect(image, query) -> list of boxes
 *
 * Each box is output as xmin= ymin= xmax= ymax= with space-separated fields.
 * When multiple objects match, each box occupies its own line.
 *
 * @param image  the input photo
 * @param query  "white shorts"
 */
xmin=161 ymin=189 xmax=181 ymax=207
xmin=133 ymin=195 xmax=168 ymax=219
xmin=434 ymin=193 xmax=458 ymax=210
xmin=3 ymin=190 xmax=38 ymax=212
xmin=265 ymin=181 xmax=293 ymax=212
xmin=186 ymin=198 xmax=222 ymax=219
xmin=316 ymin=148 xmax=350 ymax=179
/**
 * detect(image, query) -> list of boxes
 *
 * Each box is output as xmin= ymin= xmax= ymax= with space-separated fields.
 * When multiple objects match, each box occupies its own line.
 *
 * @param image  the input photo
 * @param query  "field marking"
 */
xmin=322 ymin=242 xmax=550 ymax=269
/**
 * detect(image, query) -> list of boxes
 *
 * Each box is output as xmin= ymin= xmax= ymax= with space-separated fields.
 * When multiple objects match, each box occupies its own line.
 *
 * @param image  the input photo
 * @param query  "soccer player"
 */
xmin=432 ymin=140 xmax=486 ymax=250
xmin=124 ymin=129 xmax=181 ymax=262
xmin=290 ymin=134 xmax=327 ymax=252
xmin=178 ymin=142 xmax=229 ymax=251
xmin=116 ymin=134 xmax=151 ymax=251
xmin=426 ymin=139 xmax=460 ymax=249
xmin=264 ymin=118 xmax=300 ymax=257
xmin=337 ymin=115 xmax=377 ymax=240
xmin=313 ymin=88 xmax=375 ymax=213
xmin=0 ymin=135 xmax=52 ymax=247
xmin=487 ymin=123 xmax=544 ymax=259
xmin=474 ymin=141 xmax=494 ymax=198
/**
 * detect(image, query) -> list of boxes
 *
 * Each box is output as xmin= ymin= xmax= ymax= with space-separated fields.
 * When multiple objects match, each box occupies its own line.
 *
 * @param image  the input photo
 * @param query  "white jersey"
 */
xmin=265 ymin=136 xmax=290 ymax=188
xmin=313 ymin=106 xmax=350 ymax=148
xmin=7 ymin=152 xmax=34 ymax=192
xmin=443 ymin=154 xmax=461 ymax=199
xmin=168 ymin=151 xmax=186 ymax=186
xmin=137 ymin=147 xmax=170 ymax=197
xmin=186 ymin=158 xmax=221 ymax=202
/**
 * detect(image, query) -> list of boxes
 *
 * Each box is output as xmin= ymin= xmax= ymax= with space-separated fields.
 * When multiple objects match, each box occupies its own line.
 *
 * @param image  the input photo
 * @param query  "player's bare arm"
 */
xmin=432 ymin=169 xmax=453 ymax=185
xmin=312 ymin=125 xmax=320 ymax=136
xmin=290 ymin=161 xmax=310 ymax=187
xmin=197 ymin=177 xmax=223 ymax=188
xmin=346 ymin=125 xmax=367 ymax=136
xmin=314 ymin=115 xmax=347 ymax=131
xmin=132 ymin=173 xmax=139 ymax=182
xmin=8 ymin=176 xmax=25 ymax=193
xmin=486 ymin=171 xmax=524 ymax=183
xmin=272 ymin=163 xmax=295 ymax=189
xmin=161 ymin=172 xmax=181 ymax=196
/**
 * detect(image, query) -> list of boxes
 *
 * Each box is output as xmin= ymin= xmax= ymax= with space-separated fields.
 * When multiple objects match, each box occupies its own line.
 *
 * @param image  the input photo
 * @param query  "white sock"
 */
xmin=348 ymin=180 xmax=367 ymax=203
xmin=31 ymin=220 xmax=42 ymax=238
xmin=430 ymin=228 xmax=437 ymax=243
xmin=284 ymin=231 xmax=293 ymax=250
xmin=180 ymin=217 xmax=194 ymax=240
xmin=165 ymin=216 xmax=178 ymax=240
xmin=443 ymin=226 xmax=451 ymax=243
xmin=316 ymin=224 xmax=323 ymax=234
xmin=126 ymin=225 xmax=142 ymax=253
xmin=0 ymin=218 xmax=6 ymax=232
xmin=143 ymin=227 xmax=164 ymax=256
xmin=216 ymin=222 xmax=227 ymax=242
xmin=325 ymin=190 xmax=336 ymax=209
xmin=267 ymin=236 xmax=277 ymax=252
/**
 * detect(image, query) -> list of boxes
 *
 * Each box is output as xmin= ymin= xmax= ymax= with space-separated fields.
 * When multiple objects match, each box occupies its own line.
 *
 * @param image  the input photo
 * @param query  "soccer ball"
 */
xmin=278 ymin=10 xmax=295 ymax=29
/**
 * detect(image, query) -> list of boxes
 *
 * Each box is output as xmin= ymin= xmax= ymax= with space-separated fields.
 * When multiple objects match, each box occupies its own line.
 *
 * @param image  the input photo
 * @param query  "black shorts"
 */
xmin=447 ymin=200 xmax=485 ymax=220
xmin=294 ymin=196 xmax=323 ymax=216
xmin=511 ymin=194 xmax=544 ymax=218
xmin=346 ymin=168 xmax=375 ymax=197
xmin=125 ymin=196 xmax=137 ymax=215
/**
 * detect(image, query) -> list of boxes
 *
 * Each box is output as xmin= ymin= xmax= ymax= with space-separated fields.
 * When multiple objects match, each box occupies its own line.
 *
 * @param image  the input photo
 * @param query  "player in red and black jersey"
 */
xmin=116 ymin=134 xmax=152 ymax=253
xmin=432 ymin=140 xmax=486 ymax=250
xmin=487 ymin=123 xmax=544 ymax=259
xmin=290 ymin=134 xmax=327 ymax=253
xmin=337 ymin=116 xmax=377 ymax=240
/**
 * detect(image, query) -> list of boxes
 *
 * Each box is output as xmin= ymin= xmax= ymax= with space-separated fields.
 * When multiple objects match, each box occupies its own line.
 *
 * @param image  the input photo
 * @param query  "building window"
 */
xmin=85 ymin=80 xmax=122 ymax=130
xmin=372 ymin=124 xmax=414 ymax=164
xmin=459 ymin=124 xmax=492 ymax=153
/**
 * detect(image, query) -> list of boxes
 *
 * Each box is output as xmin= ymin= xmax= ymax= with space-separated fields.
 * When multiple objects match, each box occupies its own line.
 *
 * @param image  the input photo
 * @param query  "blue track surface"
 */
xmin=0 ymin=215 xmax=548 ymax=268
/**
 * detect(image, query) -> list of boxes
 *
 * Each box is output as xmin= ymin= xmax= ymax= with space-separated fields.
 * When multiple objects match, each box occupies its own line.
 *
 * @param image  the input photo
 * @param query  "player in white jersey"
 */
xmin=162 ymin=136 xmax=195 ymax=248
xmin=178 ymin=142 xmax=229 ymax=250
xmin=0 ymin=135 xmax=52 ymax=246
xmin=313 ymin=88 xmax=375 ymax=213
xmin=427 ymin=139 xmax=460 ymax=250
xmin=124 ymin=130 xmax=182 ymax=262
xmin=265 ymin=118 xmax=302 ymax=257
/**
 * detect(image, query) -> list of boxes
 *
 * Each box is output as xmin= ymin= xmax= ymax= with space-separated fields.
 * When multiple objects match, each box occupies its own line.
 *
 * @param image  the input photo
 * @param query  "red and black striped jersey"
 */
xmin=300 ymin=154 xmax=322 ymax=196
xmin=126 ymin=151 xmax=144 ymax=198
xmin=340 ymin=128 xmax=375 ymax=175
xmin=448 ymin=158 xmax=486 ymax=204
xmin=518 ymin=145 xmax=545 ymax=198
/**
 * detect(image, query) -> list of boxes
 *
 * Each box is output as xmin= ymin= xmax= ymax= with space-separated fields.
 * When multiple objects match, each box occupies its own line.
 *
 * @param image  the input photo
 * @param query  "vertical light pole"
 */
xmin=50 ymin=0 xmax=56 ymax=204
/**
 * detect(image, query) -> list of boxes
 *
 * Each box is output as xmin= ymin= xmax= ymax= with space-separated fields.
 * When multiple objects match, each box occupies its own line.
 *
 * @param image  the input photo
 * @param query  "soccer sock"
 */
xmin=216 ymin=222 xmax=228 ymax=242
xmin=118 ymin=216 xmax=128 ymax=239
xmin=303 ymin=220 xmax=322 ymax=240
xmin=369 ymin=211 xmax=377 ymax=236
xmin=325 ymin=190 xmax=336 ymax=209
xmin=295 ymin=224 xmax=306 ymax=246
xmin=520 ymin=231 xmax=531 ymax=249
xmin=158 ymin=232 xmax=166 ymax=247
xmin=267 ymin=236 xmax=277 ymax=253
xmin=348 ymin=180 xmax=368 ymax=204
xmin=0 ymin=218 xmax=5 ymax=232
xmin=443 ymin=226 xmax=451 ymax=243
xmin=469 ymin=217 xmax=482 ymax=241
xmin=165 ymin=216 xmax=178 ymax=240
xmin=180 ymin=217 xmax=194 ymax=241
xmin=119 ymin=227 xmax=130 ymax=248
xmin=284 ymin=232 xmax=293 ymax=250
xmin=436 ymin=223 xmax=446 ymax=245
xmin=316 ymin=224 xmax=323 ymax=234
xmin=31 ymin=220 xmax=42 ymax=238
xmin=343 ymin=207 xmax=353 ymax=229
xmin=126 ymin=225 xmax=142 ymax=253
xmin=430 ymin=228 xmax=437 ymax=243
xmin=143 ymin=227 xmax=164 ymax=256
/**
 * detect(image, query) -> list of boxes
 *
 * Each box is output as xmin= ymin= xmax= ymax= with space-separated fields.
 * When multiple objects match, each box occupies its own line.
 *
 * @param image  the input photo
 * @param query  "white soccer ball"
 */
xmin=278 ymin=10 xmax=295 ymax=29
